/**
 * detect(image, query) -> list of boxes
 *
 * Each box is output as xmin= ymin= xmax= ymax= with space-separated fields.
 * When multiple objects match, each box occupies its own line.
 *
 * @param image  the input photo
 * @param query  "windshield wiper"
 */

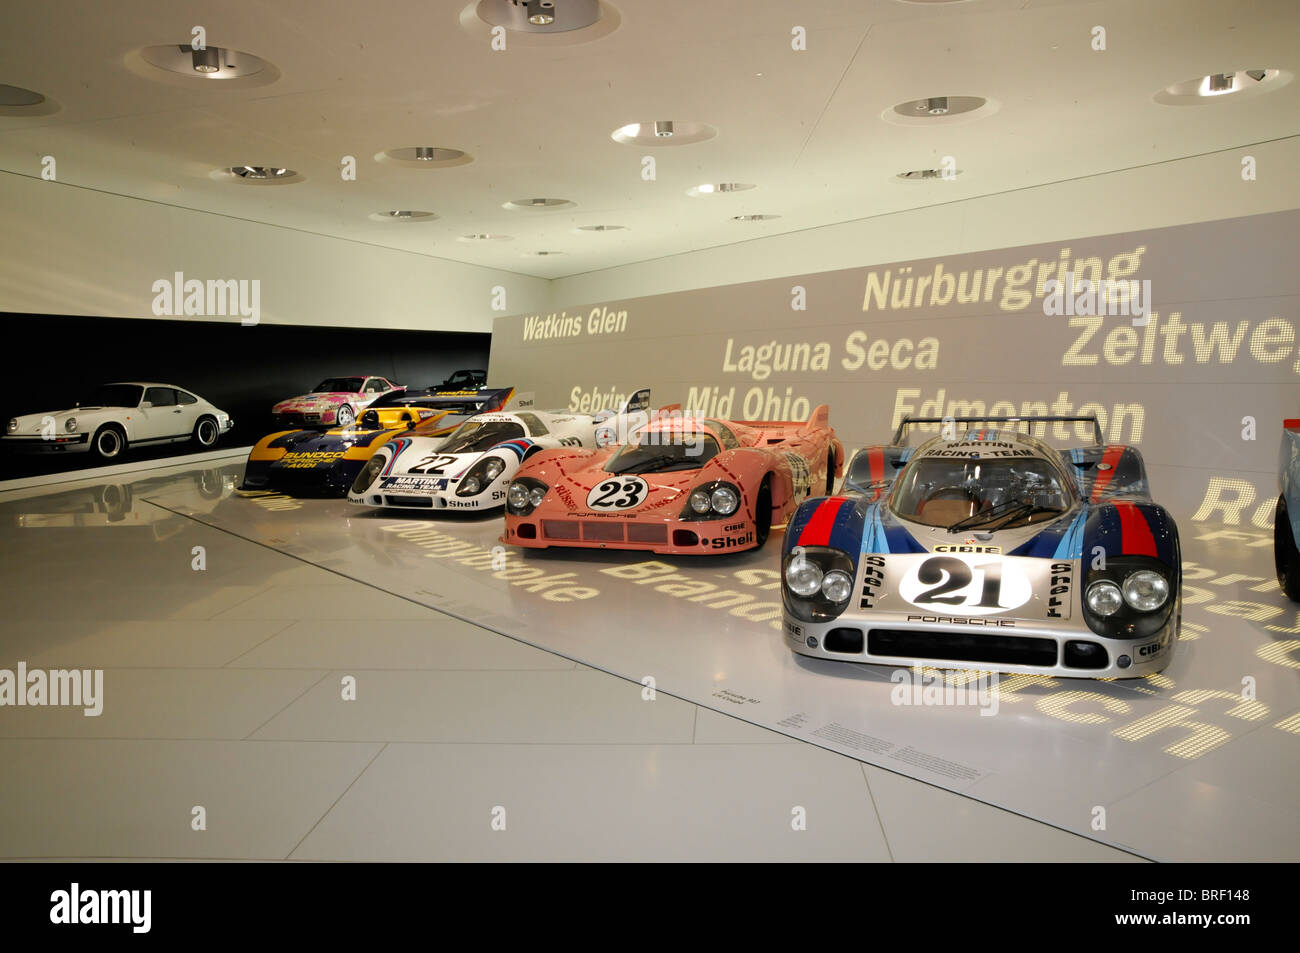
xmin=947 ymin=499 xmax=1059 ymax=533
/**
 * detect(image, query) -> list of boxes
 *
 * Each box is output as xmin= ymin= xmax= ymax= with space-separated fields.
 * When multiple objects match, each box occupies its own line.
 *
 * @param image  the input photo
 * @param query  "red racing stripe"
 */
xmin=868 ymin=447 xmax=885 ymax=500
xmin=1112 ymin=500 xmax=1158 ymax=557
xmin=1090 ymin=445 xmax=1126 ymax=501
xmin=797 ymin=497 xmax=849 ymax=547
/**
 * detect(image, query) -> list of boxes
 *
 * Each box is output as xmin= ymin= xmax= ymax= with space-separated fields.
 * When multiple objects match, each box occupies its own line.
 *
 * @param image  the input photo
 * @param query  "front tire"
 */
xmin=193 ymin=416 xmax=219 ymax=448
xmin=91 ymin=425 xmax=126 ymax=461
xmin=1276 ymin=495 xmax=1300 ymax=602
xmin=754 ymin=476 xmax=773 ymax=549
xmin=336 ymin=404 xmax=355 ymax=428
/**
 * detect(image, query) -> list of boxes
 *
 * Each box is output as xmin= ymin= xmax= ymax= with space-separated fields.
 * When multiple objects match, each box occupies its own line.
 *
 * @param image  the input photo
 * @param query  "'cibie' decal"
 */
xmin=586 ymin=476 xmax=648 ymax=510
xmin=898 ymin=554 xmax=1032 ymax=616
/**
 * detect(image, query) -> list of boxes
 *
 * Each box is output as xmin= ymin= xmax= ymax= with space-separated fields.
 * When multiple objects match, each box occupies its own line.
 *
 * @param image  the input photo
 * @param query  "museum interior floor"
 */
xmin=3 ymin=447 xmax=1291 ymax=862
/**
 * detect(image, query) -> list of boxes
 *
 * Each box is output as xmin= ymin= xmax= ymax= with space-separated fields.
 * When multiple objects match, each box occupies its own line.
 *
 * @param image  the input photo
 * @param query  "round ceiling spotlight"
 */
xmin=882 ymin=95 xmax=997 ymax=126
xmin=687 ymin=182 xmax=755 ymax=197
xmin=895 ymin=168 xmax=963 ymax=181
xmin=611 ymin=121 xmax=717 ymax=147
xmin=576 ymin=224 xmax=626 ymax=232
xmin=503 ymin=197 xmax=575 ymax=210
xmin=731 ymin=214 xmax=780 ymax=222
xmin=375 ymin=146 xmax=473 ymax=169
xmin=369 ymin=210 xmax=438 ymax=222
xmin=126 ymin=44 xmax=280 ymax=89
xmin=1154 ymin=68 xmax=1291 ymax=105
xmin=460 ymin=0 xmax=620 ymax=45
xmin=457 ymin=233 xmax=514 ymax=243
xmin=213 ymin=165 xmax=304 ymax=185
xmin=523 ymin=250 xmax=564 ymax=256
xmin=0 ymin=84 xmax=59 ymax=117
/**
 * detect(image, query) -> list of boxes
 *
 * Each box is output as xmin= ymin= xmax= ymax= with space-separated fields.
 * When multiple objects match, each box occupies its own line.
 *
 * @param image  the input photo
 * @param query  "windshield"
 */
xmin=605 ymin=433 xmax=719 ymax=474
xmin=79 ymin=384 xmax=143 ymax=408
xmin=439 ymin=420 xmax=525 ymax=453
xmin=891 ymin=457 xmax=1071 ymax=530
xmin=311 ymin=378 xmax=364 ymax=393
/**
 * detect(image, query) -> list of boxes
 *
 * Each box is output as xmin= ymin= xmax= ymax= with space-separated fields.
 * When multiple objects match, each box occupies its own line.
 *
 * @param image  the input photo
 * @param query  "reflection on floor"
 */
xmin=0 ymin=453 xmax=1150 ymax=861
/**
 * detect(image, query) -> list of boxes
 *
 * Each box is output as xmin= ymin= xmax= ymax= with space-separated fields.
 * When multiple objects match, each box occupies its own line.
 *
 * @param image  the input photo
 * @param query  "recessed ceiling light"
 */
xmin=611 ymin=121 xmax=718 ymax=147
xmin=215 ymin=166 xmax=304 ymax=185
xmin=1154 ymin=68 xmax=1291 ymax=105
xmin=526 ymin=0 xmax=555 ymax=25
xmin=370 ymin=210 xmax=438 ymax=222
xmin=893 ymin=95 xmax=985 ymax=118
xmin=687 ymin=182 xmax=755 ymax=197
xmin=732 ymin=214 xmax=780 ymax=222
xmin=0 ymin=84 xmax=59 ymax=116
xmin=524 ymin=250 xmax=564 ymax=256
xmin=503 ymin=197 xmax=574 ymax=210
xmin=375 ymin=146 xmax=473 ymax=168
xmin=457 ymin=233 xmax=513 ymax=243
xmin=896 ymin=168 xmax=962 ymax=181
xmin=230 ymin=166 xmax=291 ymax=180
xmin=576 ymin=224 xmax=626 ymax=232
xmin=464 ymin=0 xmax=618 ymax=41
xmin=128 ymin=44 xmax=279 ymax=88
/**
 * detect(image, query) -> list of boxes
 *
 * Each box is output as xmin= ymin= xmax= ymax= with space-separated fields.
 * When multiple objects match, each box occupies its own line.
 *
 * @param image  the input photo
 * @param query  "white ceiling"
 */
xmin=1 ymin=0 xmax=1297 ymax=280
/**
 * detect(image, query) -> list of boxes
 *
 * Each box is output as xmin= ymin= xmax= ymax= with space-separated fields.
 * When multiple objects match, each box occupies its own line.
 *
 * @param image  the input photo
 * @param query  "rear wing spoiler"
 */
xmin=892 ymin=414 xmax=1103 ymax=447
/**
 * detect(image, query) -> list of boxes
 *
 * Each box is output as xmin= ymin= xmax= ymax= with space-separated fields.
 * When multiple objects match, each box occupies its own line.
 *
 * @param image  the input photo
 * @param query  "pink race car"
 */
xmin=503 ymin=406 xmax=843 ymax=555
xmin=272 ymin=375 xmax=402 ymax=429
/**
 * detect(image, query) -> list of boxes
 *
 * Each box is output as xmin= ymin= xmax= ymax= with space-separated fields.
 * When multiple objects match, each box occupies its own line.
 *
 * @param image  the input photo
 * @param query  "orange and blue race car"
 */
xmin=241 ymin=386 xmax=515 ymax=496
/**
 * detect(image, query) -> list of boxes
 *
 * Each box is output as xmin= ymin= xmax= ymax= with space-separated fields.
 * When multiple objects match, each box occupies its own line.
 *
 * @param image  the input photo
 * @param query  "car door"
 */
xmin=137 ymin=387 xmax=184 ymax=440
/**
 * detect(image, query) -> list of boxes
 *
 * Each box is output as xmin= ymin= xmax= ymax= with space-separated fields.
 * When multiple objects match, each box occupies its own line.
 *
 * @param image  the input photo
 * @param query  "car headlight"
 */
xmin=65 ymin=417 xmax=77 ymax=433
xmin=507 ymin=477 xmax=549 ymax=516
xmin=458 ymin=456 xmax=511 ymax=498
xmin=1081 ymin=555 xmax=1177 ymax=641
xmin=783 ymin=546 xmax=857 ymax=623
xmin=821 ymin=570 xmax=853 ymax=603
xmin=1086 ymin=580 xmax=1123 ymax=616
xmin=710 ymin=485 xmax=739 ymax=515
xmin=7 ymin=418 xmax=18 ymax=434
xmin=786 ymin=555 xmax=823 ymax=597
xmin=1122 ymin=570 xmax=1169 ymax=611
xmin=351 ymin=454 xmax=387 ymax=495
xmin=680 ymin=481 xmax=743 ymax=521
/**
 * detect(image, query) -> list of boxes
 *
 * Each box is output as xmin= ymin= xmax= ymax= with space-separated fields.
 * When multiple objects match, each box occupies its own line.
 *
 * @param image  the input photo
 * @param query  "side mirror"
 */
xmin=139 ymin=401 xmax=153 ymax=409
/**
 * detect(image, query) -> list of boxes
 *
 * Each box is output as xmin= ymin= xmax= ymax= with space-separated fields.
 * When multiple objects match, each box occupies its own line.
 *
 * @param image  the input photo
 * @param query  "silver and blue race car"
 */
xmin=780 ymin=415 xmax=1181 ymax=679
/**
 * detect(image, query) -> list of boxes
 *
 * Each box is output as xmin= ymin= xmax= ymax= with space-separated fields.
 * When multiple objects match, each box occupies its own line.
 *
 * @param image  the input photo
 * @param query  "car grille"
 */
xmin=384 ymin=495 xmax=433 ymax=508
xmin=866 ymin=628 xmax=1058 ymax=666
xmin=540 ymin=520 xmax=668 ymax=544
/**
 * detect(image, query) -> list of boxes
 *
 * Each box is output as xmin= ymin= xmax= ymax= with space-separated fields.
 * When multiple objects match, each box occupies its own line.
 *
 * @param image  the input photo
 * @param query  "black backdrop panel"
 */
xmin=1 ymin=313 xmax=490 ymax=477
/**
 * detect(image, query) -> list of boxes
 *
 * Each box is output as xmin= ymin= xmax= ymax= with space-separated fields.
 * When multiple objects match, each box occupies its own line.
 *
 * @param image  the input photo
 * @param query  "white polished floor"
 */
xmin=8 ymin=450 xmax=1282 ymax=861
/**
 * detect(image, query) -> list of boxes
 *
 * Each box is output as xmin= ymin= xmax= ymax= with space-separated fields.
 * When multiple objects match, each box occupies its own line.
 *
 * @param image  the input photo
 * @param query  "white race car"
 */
xmin=348 ymin=388 xmax=656 ymax=512
xmin=4 ymin=382 xmax=234 ymax=460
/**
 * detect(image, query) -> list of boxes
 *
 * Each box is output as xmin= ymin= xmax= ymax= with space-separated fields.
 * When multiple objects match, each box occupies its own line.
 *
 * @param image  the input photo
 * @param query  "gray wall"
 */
xmin=490 ymin=209 xmax=1300 ymax=526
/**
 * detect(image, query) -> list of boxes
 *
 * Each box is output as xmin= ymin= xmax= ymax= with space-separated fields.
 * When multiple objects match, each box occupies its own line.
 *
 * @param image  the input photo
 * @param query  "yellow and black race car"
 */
xmin=240 ymin=385 xmax=515 ymax=496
